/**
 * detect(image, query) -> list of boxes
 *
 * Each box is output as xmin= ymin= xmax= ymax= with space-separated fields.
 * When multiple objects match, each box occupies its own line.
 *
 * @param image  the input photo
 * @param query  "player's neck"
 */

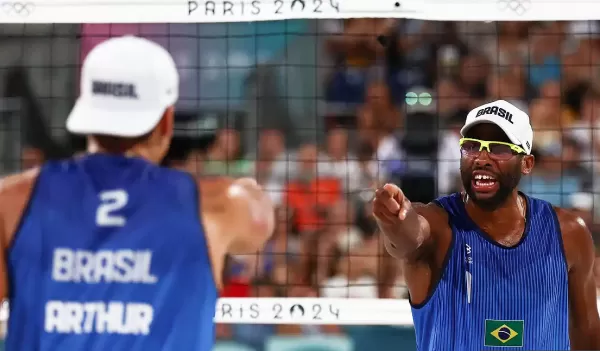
xmin=464 ymin=191 xmax=524 ymax=225
xmin=86 ymin=142 xmax=157 ymax=163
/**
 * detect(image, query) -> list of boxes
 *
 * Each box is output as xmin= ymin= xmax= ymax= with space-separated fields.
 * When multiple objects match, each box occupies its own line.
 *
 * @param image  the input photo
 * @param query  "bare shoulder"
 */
xmin=0 ymin=168 xmax=40 ymax=247
xmin=554 ymin=207 xmax=594 ymax=270
xmin=196 ymin=176 xmax=234 ymax=211
xmin=197 ymin=176 xmax=234 ymax=197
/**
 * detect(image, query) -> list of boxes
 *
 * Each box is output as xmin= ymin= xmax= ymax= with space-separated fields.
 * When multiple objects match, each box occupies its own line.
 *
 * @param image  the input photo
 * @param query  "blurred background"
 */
xmin=1 ymin=19 xmax=600 ymax=351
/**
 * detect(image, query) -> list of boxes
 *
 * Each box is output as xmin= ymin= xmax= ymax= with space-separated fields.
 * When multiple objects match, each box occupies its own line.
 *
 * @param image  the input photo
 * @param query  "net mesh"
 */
xmin=1 ymin=20 xmax=600 ymax=350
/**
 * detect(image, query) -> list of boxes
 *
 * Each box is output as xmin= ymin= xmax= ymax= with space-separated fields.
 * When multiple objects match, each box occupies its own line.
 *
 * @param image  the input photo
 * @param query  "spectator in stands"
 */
xmin=434 ymin=22 xmax=470 ymax=81
xmin=357 ymin=82 xmax=403 ymax=180
xmin=567 ymin=90 xmax=600 ymax=175
xmin=222 ymin=208 xmax=297 ymax=351
xmin=486 ymin=70 xmax=527 ymax=108
xmin=205 ymin=128 xmax=252 ymax=177
xmin=529 ymin=88 xmax=564 ymax=150
xmin=436 ymin=78 xmax=469 ymax=117
xmin=252 ymin=129 xmax=286 ymax=185
xmin=520 ymin=143 xmax=585 ymax=207
xmin=529 ymin=23 xmax=564 ymax=91
xmin=252 ymin=207 xmax=302 ymax=296
xmin=437 ymin=110 xmax=466 ymax=196
xmin=325 ymin=19 xmax=395 ymax=68
xmin=390 ymin=20 xmax=438 ymax=93
xmin=481 ymin=22 xmax=529 ymax=69
xmin=561 ymin=136 xmax=593 ymax=190
xmin=562 ymin=23 xmax=600 ymax=98
xmin=456 ymin=55 xmax=489 ymax=109
xmin=325 ymin=127 xmax=362 ymax=193
xmin=361 ymin=81 xmax=402 ymax=134
xmin=324 ymin=19 xmax=398 ymax=103
xmin=283 ymin=143 xmax=340 ymax=233
xmin=355 ymin=140 xmax=381 ymax=189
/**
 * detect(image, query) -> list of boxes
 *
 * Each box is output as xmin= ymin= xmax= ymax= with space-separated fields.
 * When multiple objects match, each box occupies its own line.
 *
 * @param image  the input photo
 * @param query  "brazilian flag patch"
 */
xmin=484 ymin=319 xmax=524 ymax=347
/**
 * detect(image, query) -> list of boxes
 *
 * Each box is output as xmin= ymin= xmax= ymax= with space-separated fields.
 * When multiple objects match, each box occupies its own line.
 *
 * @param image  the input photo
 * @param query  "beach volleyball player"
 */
xmin=374 ymin=100 xmax=600 ymax=350
xmin=0 ymin=36 xmax=274 ymax=350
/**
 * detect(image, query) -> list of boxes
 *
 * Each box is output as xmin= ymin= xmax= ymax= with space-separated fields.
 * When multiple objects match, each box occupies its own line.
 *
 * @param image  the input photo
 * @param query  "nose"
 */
xmin=474 ymin=149 xmax=493 ymax=167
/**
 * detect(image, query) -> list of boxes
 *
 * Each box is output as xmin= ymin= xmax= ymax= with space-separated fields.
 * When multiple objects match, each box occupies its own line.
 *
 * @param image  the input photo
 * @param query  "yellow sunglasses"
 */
xmin=459 ymin=138 xmax=526 ymax=160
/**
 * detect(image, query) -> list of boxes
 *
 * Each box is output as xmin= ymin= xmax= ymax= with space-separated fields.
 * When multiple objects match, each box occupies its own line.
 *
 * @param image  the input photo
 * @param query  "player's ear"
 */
xmin=521 ymin=154 xmax=535 ymax=175
xmin=158 ymin=106 xmax=175 ymax=138
xmin=153 ymin=106 xmax=175 ymax=163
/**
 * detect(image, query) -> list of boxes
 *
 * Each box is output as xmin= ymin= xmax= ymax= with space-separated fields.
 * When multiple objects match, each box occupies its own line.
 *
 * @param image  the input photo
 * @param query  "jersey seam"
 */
xmin=550 ymin=205 xmax=569 ymax=274
xmin=410 ymin=199 xmax=456 ymax=310
xmin=8 ymin=166 xmax=44 ymax=250
xmin=187 ymin=173 xmax=220 ymax=294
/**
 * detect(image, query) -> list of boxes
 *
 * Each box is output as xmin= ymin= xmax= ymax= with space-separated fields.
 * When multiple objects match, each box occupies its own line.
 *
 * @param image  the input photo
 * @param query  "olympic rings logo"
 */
xmin=496 ymin=0 xmax=531 ymax=15
xmin=290 ymin=0 xmax=305 ymax=11
xmin=1 ymin=2 xmax=35 ymax=17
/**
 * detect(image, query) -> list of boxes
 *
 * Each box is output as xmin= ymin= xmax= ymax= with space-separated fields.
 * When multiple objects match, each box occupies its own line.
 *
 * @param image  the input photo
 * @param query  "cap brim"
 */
xmin=66 ymin=99 xmax=165 ymax=138
xmin=460 ymin=116 xmax=523 ymax=146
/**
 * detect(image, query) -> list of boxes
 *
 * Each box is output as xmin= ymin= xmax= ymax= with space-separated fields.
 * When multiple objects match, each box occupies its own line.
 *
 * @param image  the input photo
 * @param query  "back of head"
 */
xmin=66 ymin=35 xmax=180 ymax=162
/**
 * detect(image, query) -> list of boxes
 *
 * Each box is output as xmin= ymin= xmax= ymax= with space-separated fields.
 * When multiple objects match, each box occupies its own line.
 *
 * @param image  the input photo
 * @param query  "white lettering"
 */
xmin=44 ymin=301 xmax=154 ymax=335
xmin=51 ymin=248 xmax=157 ymax=284
xmin=52 ymin=249 xmax=73 ymax=282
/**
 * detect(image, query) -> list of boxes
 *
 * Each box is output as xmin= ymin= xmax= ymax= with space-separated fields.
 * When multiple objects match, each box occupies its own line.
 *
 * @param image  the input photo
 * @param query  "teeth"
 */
xmin=474 ymin=174 xmax=495 ymax=180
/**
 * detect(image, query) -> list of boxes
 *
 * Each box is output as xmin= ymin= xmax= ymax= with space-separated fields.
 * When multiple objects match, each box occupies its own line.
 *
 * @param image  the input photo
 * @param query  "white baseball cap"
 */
xmin=460 ymin=99 xmax=533 ymax=155
xmin=66 ymin=36 xmax=179 ymax=137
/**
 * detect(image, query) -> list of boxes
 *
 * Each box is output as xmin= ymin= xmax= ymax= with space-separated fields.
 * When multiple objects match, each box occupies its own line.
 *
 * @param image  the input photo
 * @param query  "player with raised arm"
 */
xmin=374 ymin=100 xmax=600 ymax=350
xmin=0 ymin=36 xmax=274 ymax=351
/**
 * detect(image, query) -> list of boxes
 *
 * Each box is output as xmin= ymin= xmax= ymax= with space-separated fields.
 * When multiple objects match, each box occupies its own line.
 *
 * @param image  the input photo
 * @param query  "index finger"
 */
xmin=382 ymin=183 xmax=403 ymax=199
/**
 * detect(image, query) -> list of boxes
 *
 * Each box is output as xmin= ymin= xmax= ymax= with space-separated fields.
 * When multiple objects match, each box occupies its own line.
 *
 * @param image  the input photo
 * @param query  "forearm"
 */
xmin=378 ymin=208 xmax=428 ymax=259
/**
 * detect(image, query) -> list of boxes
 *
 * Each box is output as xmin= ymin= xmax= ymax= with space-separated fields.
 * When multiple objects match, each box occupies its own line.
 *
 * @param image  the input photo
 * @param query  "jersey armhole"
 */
xmin=550 ymin=206 xmax=569 ymax=274
xmin=188 ymin=174 xmax=221 ymax=291
xmin=7 ymin=169 xmax=43 ymax=250
xmin=410 ymin=200 xmax=456 ymax=309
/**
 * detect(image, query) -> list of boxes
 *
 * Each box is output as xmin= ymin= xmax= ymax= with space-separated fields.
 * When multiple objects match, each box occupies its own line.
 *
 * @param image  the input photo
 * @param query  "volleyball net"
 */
xmin=1 ymin=1 xmax=600 ymax=350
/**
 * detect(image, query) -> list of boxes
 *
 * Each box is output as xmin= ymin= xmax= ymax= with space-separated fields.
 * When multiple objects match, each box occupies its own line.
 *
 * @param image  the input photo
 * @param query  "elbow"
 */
xmin=227 ymin=178 xmax=276 ymax=252
xmin=248 ymin=191 xmax=276 ymax=247
xmin=252 ymin=204 xmax=275 ymax=244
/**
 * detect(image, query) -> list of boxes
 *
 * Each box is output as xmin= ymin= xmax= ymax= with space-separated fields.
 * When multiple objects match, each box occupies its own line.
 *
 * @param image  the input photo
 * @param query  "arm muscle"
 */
xmin=559 ymin=208 xmax=600 ymax=349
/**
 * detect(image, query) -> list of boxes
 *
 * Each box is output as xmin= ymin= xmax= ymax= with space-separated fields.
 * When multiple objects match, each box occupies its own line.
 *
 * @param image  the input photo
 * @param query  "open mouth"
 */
xmin=471 ymin=172 xmax=499 ymax=193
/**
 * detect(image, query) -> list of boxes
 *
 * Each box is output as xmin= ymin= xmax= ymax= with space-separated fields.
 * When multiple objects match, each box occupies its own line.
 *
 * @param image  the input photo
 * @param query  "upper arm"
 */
xmin=199 ymin=177 xmax=275 ymax=256
xmin=0 ymin=168 xmax=39 ymax=300
xmin=557 ymin=208 xmax=600 ymax=346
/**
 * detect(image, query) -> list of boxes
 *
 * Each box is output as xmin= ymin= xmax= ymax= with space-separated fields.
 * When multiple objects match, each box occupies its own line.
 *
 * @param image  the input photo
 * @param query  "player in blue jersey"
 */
xmin=374 ymin=99 xmax=600 ymax=350
xmin=0 ymin=36 xmax=275 ymax=351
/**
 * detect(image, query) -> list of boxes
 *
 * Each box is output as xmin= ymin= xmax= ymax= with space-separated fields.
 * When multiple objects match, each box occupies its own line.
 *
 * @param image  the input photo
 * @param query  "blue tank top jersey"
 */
xmin=6 ymin=154 xmax=218 ymax=351
xmin=411 ymin=192 xmax=569 ymax=351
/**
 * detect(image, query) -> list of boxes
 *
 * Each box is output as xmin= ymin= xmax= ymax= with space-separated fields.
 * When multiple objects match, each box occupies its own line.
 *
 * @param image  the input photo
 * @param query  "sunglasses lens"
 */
xmin=489 ymin=143 xmax=515 ymax=159
xmin=460 ymin=140 xmax=481 ymax=156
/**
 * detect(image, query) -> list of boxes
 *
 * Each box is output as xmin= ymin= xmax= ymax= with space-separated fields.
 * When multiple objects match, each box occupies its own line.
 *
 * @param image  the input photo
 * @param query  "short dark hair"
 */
xmin=91 ymin=132 xmax=153 ymax=153
xmin=161 ymin=134 xmax=217 ymax=166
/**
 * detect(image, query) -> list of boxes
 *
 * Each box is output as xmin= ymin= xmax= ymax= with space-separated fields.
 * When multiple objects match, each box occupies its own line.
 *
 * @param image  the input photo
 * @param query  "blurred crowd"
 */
xmin=3 ymin=19 xmax=600 ymax=351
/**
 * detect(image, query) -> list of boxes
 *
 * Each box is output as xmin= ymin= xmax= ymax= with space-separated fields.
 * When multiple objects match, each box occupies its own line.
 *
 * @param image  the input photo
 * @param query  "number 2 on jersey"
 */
xmin=96 ymin=189 xmax=128 ymax=227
